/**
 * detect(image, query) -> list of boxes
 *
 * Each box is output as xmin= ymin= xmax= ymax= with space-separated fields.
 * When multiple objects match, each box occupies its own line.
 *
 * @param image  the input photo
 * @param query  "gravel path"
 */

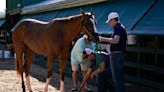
xmin=0 ymin=59 xmax=96 ymax=92
xmin=0 ymin=58 xmax=163 ymax=92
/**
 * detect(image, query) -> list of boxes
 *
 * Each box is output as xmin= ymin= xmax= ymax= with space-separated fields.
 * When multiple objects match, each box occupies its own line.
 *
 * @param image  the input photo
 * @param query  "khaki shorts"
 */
xmin=71 ymin=57 xmax=89 ymax=71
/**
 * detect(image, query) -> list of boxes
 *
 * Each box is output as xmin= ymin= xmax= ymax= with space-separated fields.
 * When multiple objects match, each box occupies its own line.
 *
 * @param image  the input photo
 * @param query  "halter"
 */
xmin=82 ymin=20 xmax=97 ymax=42
xmin=82 ymin=19 xmax=102 ymax=69
xmin=81 ymin=14 xmax=105 ymax=71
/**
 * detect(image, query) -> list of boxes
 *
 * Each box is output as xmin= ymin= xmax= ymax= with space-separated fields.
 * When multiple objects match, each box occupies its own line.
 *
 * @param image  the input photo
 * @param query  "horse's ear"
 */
xmin=80 ymin=8 xmax=85 ymax=16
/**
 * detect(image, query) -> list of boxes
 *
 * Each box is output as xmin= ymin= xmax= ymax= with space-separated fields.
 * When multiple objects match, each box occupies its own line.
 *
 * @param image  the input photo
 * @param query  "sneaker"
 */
xmin=71 ymin=87 xmax=78 ymax=91
xmin=85 ymin=87 xmax=92 ymax=92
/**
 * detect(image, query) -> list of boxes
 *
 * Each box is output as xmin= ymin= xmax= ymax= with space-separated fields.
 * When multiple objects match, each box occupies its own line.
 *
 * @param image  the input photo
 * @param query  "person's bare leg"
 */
xmin=72 ymin=71 xmax=78 ymax=90
xmin=82 ymin=70 xmax=92 ymax=91
xmin=82 ymin=70 xmax=88 ymax=88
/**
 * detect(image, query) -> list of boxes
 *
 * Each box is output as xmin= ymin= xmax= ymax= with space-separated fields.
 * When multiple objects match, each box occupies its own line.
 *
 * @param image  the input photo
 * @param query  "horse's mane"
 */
xmin=25 ymin=19 xmax=49 ymax=24
xmin=11 ymin=19 xmax=49 ymax=32
xmin=50 ymin=12 xmax=92 ymax=24
xmin=51 ymin=13 xmax=83 ymax=23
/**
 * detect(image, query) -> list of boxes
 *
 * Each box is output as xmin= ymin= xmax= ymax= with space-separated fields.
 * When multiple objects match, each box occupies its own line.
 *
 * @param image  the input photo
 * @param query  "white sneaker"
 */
xmin=85 ymin=87 xmax=92 ymax=92
xmin=71 ymin=87 xmax=78 ymax=91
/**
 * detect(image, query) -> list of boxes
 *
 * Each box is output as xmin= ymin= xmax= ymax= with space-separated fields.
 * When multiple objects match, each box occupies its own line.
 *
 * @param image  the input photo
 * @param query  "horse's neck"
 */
xmin=64 ymin=15 xmax=83 ymax=43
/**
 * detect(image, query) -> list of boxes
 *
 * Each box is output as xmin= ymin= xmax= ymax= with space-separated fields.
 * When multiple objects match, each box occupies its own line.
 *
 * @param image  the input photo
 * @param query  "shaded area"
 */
xmin=0 ymin=57 xmax=162 ymax=92
xmin=33 ymin=54 xmax=163 ymax=92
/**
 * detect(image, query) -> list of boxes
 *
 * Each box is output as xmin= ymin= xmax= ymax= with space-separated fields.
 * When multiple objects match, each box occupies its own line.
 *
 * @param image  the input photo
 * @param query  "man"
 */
xmin=71 ymin=35 xmax=95 ymax=91
xmin=79 ymin=48 xmax=114 ymax=92
xmin=99 ymin=12 xmax=127 ymax=92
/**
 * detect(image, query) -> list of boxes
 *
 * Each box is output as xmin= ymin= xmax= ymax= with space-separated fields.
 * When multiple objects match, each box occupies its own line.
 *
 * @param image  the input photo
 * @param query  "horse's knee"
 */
xmin=47 ymin=69 xmax=52 ymax=78
xmin=59 ymin=65 xmax=65 ymax=81
xmin=59 ymin=71 xmax=65 ymax=81
xmin=59 ymin=60 xmax=67 ymax=81
xmin=24 ymin=66 xmax=29 ymax=76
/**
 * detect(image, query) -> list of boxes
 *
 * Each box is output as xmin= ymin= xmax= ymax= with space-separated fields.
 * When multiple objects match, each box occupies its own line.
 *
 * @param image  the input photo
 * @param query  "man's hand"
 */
xmin=78 ymin=85 xmax=84 ymax=92
xmin=78 ymin=69 xmax=92 ymax=92
xmin=91 ymin=70 xmax=98 ymax=79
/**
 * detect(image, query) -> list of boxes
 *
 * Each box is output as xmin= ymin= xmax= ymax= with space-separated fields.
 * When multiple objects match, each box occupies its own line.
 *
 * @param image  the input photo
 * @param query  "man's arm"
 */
xmin=79 ymin=68 xmax=92 ymax=92
xmin=99 ymin=35 xmax=120 ymax=44
xmin=79 ymin=59 xmax=95 ymax=91
xmin=91 ymin=61 xmax=105 ymax=78
xmin=98 ymin=61 xmax=105 ymax=72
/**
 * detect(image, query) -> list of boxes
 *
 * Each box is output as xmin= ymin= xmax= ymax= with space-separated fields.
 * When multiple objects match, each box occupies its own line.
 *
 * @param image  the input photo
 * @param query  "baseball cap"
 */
xmin=84 ymin=48 xmax=94 ymax=55
xmin=106 ymin=12 xmax=119 ymax=23
xmin=83 ymin=48 xmax=94 ymax=59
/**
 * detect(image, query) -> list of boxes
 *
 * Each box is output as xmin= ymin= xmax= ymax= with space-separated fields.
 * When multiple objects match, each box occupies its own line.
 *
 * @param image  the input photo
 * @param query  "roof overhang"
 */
xmin=21 ymin=0 xmax=109 ymax=15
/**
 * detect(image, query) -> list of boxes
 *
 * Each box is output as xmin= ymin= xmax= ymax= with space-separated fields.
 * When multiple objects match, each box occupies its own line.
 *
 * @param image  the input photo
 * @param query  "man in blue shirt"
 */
xmin=79 ymin=48 xmax=114 ymax=92
xmin=99 ymin=12 xmax=127 ymax=92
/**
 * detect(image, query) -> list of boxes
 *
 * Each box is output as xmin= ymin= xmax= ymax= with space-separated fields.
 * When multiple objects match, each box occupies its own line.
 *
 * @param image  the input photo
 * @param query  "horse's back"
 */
xmin=12 ymin=18 xmax=49 ymax=32
xmin=23 ymin=19 xmax=49 ymax=25
xmin=12 ymin=19 xmax=48 ymax=53
xmin=12 ymin=17 xmax=75 ymax=56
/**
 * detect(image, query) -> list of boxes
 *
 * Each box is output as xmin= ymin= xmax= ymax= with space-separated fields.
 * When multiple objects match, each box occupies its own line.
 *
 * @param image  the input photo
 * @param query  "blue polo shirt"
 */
xmin=110 ymin=23 xmax=127 ymax=52
xmin=89 ymin=51 xmax=111 ymax=74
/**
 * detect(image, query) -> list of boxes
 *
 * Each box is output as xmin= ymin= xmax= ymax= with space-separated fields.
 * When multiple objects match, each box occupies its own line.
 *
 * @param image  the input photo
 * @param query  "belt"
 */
xmin=111 ymin=51 xmax=124 ymax=53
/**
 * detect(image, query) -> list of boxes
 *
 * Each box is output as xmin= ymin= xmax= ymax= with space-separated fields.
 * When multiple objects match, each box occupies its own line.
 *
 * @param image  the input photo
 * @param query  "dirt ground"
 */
xmin=0 ymin=59 xmax=96 ymax=92
xmin=0 ymin=58 xmax=163 ymax=92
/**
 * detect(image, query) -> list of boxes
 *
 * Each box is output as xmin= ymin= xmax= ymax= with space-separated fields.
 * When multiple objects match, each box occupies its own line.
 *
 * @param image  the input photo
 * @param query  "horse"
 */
xmin=11 ymin=11 xmax=99 ymax=92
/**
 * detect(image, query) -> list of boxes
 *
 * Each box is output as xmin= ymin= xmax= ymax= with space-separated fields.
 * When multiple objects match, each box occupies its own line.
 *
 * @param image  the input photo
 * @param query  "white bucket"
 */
xmin=4 ymin=50 xmax=10 ymax=59
xmin=127 ymin=35 xmax=137 ymax=45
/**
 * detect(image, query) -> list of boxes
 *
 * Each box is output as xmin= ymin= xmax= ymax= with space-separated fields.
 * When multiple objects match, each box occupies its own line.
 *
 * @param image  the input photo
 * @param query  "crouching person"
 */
xmin=79 ymin=48 xmax=114 ymax=92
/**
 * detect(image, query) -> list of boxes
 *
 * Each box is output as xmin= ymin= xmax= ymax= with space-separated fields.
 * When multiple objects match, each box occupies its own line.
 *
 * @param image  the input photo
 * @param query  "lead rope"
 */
xmin=95 ymin=43 xmax=99 ymax=69
xmin=82 ymin=24 xmax=96 ymax=42
xmin=82 ymin=22 xmax=101 ymax=68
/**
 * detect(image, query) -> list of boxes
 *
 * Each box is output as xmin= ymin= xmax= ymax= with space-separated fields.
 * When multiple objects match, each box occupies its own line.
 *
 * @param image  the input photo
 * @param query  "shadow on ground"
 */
xmin=0 ymin=57 xmax=163 ymax=92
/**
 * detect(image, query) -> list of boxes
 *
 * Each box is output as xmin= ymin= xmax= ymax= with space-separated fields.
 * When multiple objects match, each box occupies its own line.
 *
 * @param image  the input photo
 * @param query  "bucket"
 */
xmin=127 ymin=35 xmax=137 ymax=45
xmin=4 ymin=50 xmax=10 ymax=59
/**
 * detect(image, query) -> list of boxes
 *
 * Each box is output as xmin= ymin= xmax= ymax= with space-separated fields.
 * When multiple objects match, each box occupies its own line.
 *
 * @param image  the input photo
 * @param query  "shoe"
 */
xmin=85 ymin=87 xmax=92 ymax=92
xmin=71 ymin=87 xmax=78 ymax=91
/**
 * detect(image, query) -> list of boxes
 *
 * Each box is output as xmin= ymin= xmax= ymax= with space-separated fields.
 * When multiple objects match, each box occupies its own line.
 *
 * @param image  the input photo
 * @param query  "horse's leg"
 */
xmin=59 ymin=57 xmax=67 ymax=92
xmin=14 ymin=46 xmax=26 ymax=92
xmin=24 ymin=48 xmax=34 ymax=92
xmin=44 ymin=56 xmax=54 ymax=92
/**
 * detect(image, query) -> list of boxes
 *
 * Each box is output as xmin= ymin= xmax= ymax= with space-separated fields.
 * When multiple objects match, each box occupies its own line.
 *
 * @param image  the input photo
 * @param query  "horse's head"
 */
xmin=81 ymin=11 xmax=99 ymax=42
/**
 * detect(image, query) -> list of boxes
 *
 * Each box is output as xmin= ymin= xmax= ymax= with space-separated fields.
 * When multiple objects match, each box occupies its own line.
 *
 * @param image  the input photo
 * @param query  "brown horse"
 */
xmin=12 ymin=11 xmax=98 ymax=92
